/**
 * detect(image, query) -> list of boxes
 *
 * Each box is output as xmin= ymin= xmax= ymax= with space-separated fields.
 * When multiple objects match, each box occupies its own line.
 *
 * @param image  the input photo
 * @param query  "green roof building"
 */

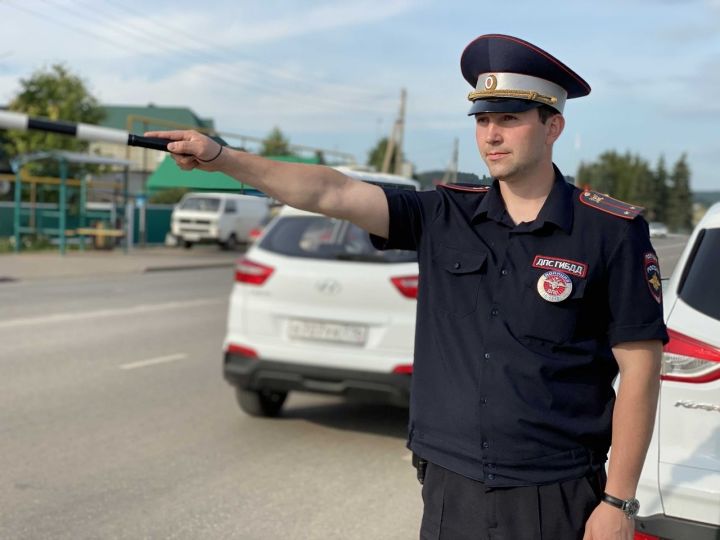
xmin=147 ymin=154 xmax=320 ymax=194
xmin=99 ymin=104 xmax=216 ymax=133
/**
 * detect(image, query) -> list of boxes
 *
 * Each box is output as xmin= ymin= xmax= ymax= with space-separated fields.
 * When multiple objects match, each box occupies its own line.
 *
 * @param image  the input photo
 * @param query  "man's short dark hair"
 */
xmin=538 ymin=105 xmax=560 ymax=124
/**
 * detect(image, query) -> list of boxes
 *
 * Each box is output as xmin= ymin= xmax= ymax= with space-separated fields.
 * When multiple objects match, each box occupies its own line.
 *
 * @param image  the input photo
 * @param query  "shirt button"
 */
xmin=487 ymin=473 xmax=496 ymax=480
xmin=484 ymin=353 xmax=491 ymax=360
xmin=480 ymin=398 xmax=487 ymax=405
xmin=482 ymin=441 xmax=489 ymax=449
xmin=488 ymin=463 xmax=496 ymax=470
xmin=501 ymin=269 xmax=508 ymax=276
xmin=453 ymin=262 xmax=461 ymax=269
xmin=490 ymin=308 xmax=499 ymax=317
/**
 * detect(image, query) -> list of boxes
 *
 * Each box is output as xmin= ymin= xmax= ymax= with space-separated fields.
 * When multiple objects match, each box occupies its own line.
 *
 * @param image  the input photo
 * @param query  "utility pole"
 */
xmin=393 ymin=88 xmax=406 ymax=175
xmin=440 ymin=138 xmax=459 ymax=184
xmin=382 ymin=88 xmax=407 ymax=174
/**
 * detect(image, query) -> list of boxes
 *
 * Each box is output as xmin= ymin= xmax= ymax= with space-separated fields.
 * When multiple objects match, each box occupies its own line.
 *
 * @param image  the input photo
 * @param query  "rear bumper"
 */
xmin=175 ymin=232 xmax=220 ymax=243
xmin=635 ymin=513 xmax=720 ymax=539
xmin=223 ymin=353 xmax=411 ymax=407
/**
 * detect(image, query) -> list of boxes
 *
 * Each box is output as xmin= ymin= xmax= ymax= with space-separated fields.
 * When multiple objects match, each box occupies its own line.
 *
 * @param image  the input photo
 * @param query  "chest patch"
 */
xmin=537 ymin=271 xmax=573 ymax=303
xmin=644 ymin=252 xmax=662 ymax=304
xmin=532 ymin=255 xmax=588 ymax=278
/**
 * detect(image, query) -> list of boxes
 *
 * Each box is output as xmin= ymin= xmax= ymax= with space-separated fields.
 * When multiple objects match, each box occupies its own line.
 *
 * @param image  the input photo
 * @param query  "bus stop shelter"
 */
xmin=10 ymin=151 xmax=133 ymax=254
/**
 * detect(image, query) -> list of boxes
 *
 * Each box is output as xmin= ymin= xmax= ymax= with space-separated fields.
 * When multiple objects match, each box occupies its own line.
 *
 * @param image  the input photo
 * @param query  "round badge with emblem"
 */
xmin=537 ymin=271 xmax=573 ymax=302
xmin=484 ymin=74 xmax=498 ymax=91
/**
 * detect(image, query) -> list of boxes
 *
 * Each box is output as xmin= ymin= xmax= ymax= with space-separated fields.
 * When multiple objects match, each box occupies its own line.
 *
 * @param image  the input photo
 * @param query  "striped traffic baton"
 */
xmin=0 ymin=110 xmax=176 ymax=152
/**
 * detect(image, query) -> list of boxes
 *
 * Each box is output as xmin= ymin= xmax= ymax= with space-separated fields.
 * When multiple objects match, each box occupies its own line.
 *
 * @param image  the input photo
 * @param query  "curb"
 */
xmin=144 ymin=262 xmax=235 ymax=273
xmin=0 ymin=262 xmax=235 ymax=283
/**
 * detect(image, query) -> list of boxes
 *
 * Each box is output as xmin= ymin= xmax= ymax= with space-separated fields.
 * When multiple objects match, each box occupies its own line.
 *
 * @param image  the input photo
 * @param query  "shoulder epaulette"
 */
xmin=438 ymin=183 xmax=490 ymax=193
xmin=579 ymin=190 xmax=644 ymax=219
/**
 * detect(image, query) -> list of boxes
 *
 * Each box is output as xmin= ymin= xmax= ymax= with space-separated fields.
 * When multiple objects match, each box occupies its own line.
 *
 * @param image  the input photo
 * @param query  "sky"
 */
xmin=0 ymin=0 xmax=719 ymax=191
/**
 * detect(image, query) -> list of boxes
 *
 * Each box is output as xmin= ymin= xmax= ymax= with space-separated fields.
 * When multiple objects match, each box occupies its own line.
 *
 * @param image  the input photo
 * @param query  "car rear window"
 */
xmin=179 ymin=197 xmax=221 ymax=212
xmin=678 ymin=228 xmax=720 ymax=321
xmin=258 ymin=216 xmax=416 ymax=263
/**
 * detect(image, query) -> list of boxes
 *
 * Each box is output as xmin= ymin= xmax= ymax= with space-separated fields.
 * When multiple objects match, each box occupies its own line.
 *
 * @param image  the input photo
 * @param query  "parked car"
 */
xmin=633 ymin=202 xmax=720 ymax=539
xmin=171 ymin=192 xmax=270 ymax=250
xmin=246 ymin=203 xmax=283 ymax=243
xmin=223 ymin=169 xmax=420 ymax=417
xmin=648 ymin=221 xmax=669 ymax=238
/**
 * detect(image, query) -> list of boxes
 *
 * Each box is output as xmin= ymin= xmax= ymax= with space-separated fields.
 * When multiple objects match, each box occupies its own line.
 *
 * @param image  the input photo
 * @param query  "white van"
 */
xmin=171 ymin=192 xmax=270 ymax=250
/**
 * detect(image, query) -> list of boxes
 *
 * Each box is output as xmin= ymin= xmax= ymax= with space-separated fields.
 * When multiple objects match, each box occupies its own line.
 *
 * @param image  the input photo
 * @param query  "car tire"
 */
xmin=236 ymin=388 xmax=288 ymax=417
xmin=220 ymin=233 xmax=238 ymax=251
xmin=183 ymin=240 xmax=194 ymax=249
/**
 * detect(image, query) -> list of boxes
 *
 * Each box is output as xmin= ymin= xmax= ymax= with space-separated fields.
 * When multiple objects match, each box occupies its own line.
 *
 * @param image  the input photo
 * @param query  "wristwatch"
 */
xmin=601 ymin=492 xmax=640 ymax=519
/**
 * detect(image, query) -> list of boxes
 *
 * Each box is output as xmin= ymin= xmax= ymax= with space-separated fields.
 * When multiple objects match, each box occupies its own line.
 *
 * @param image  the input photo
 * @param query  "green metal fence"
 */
xmin=0 ymin=202 xmax=173 ymax=246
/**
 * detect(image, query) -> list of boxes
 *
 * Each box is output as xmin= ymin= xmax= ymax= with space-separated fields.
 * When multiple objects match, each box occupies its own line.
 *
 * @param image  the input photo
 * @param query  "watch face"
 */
xmin=624 ymin=498 xmax=640 ymax=518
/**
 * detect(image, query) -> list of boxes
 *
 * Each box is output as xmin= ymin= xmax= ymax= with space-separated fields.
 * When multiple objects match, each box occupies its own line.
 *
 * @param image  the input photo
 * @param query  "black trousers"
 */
xmin=419 ymin=462 xmax=606 ymax=540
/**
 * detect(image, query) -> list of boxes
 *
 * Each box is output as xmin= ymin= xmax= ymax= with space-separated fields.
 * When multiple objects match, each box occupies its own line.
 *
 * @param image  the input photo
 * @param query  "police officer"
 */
xmin=148 ymin=33 xmax=667 ymax=540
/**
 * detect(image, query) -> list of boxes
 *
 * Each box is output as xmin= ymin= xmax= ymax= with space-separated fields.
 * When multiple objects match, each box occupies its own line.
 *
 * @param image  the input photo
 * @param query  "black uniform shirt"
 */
xmin=370 ymin=165 xmax=668 ymax=487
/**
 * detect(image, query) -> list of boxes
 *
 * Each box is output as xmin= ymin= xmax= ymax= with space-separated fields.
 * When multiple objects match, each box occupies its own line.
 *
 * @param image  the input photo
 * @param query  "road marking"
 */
xmin=119 ymin=353 xmax=188 ymax=370
xmin=0 ymin=298 xmax=225 ymax=329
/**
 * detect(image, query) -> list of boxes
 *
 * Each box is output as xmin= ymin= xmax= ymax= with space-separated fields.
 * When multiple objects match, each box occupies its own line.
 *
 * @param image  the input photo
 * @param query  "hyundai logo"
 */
xmin=315 ymin=279 xmax=342 ymax=295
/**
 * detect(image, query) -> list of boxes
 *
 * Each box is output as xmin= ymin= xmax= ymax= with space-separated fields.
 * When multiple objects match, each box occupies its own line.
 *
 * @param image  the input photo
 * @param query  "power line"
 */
xmin=58 ymin=0 xmax=393 ymax=112
xmin=3 ymin=0 xmax=393 ymax=115
xmin=95 ymin=0 xmax=394 ymax=102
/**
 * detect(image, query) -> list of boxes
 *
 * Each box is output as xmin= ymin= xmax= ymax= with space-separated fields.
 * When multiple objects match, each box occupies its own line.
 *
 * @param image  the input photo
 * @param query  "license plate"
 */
xmin=287 ymin=319 xmax=368 ymax=345
xmin=183 ymin=233 xmax=201 ymax=241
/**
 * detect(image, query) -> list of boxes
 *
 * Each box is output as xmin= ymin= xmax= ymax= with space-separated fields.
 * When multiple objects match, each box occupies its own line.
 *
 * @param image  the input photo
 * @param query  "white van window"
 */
xmin=225 ymin=200 xmax=237 ymax=213
xmin=179 ymin=197 xmax=221 ymax=212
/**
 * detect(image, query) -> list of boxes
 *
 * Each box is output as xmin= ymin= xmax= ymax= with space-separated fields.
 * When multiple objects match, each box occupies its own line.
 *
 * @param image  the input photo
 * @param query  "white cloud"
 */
xmin=202 ymin=0 xmax=419 ymax=46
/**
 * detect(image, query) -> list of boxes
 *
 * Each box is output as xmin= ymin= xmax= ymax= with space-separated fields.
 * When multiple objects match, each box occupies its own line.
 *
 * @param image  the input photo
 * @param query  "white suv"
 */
xmin=634 ymin=202 xmax=720 ymax=539
xmin=222 ymin=170 xmax=420 ymax=417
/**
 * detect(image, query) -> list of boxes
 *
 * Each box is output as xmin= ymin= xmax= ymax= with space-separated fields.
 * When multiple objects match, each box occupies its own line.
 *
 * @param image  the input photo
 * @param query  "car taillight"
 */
xmin=661 ymin=328 xmax=720 ymax=383
xmin=248 ymin=227 xmax=262 ymax=241
xmin=225 ymin=343 xmax=258 ymax=358
xmin=391 ymin=275 xmax=418 ymax=299
xmin=633 ymin=532 xmax=660 ymax=540
xmin=392 ymin=364 xmax=413 ymax=374
xmin=235 ymin=257 xmax=274 ymax=285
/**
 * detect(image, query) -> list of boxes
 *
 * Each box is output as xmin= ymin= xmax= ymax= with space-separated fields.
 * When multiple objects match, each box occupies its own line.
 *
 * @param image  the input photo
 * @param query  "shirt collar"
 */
xmin=473 ymin=164 xmax=574 ymax=233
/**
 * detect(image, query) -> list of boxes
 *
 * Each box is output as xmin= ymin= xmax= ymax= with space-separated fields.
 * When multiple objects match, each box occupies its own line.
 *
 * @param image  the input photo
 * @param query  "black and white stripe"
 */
xmin=0 ymin=110 xmax=174 ymax=152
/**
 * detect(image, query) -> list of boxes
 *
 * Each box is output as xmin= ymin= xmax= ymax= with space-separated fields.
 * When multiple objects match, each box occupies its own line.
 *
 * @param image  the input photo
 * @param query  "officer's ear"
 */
xmin=545 ymin=113 xmax=565 ymax=145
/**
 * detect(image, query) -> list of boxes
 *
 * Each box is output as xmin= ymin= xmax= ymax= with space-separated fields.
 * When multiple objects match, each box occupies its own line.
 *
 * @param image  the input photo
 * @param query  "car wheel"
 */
xmin=183 ymin=240 xmax=193 ymax=249
xmin=235 ymin=388 xmax=288 ymax=417
xmin=221 ymin=233 xmax=238 ymax=251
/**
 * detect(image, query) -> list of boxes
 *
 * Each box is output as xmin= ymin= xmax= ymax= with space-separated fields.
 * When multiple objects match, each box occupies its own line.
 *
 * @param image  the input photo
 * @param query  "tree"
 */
xmin=367 ymin=136 xmax=398 ymax=172
xmin=260 ymin=127 xmax=292 ymax=156
xmin=667 ymin=154 xmax=693 ymax=233
xmin=2 ymin=64 xmax=104 ymax=177
xmin=651 ymin=156 xmax=669 ymax=223
xmin=576 ymin=151 xmax=654 ymax=209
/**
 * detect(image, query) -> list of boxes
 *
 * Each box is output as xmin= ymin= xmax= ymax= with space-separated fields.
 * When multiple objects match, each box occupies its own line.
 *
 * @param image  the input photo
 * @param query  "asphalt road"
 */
xmin=0 ymin=236 xmax=687 ymax=540
xmin=0 ymin=268 xmax=421 ymax=540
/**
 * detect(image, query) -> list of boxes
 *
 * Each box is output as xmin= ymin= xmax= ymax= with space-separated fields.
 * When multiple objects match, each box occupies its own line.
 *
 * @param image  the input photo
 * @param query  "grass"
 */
xmin=0 ymin=235 xmax=65 ymax=253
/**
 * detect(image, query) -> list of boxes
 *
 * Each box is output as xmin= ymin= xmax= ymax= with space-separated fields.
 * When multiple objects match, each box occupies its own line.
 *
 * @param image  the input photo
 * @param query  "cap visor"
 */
xmin=467 ymin=99 xmax=543 ymax=115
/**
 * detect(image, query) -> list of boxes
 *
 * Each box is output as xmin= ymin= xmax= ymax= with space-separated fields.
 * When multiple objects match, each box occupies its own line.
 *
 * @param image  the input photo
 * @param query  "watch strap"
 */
xmin=602 ymin=492 xmax=639 ymax=519
xmin=601 ymin=492 xmax=626 ymax=509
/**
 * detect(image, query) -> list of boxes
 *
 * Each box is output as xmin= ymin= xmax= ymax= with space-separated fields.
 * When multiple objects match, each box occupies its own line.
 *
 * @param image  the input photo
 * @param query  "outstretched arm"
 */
xmin=145 ymin=130 xmax=390 ymax=238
